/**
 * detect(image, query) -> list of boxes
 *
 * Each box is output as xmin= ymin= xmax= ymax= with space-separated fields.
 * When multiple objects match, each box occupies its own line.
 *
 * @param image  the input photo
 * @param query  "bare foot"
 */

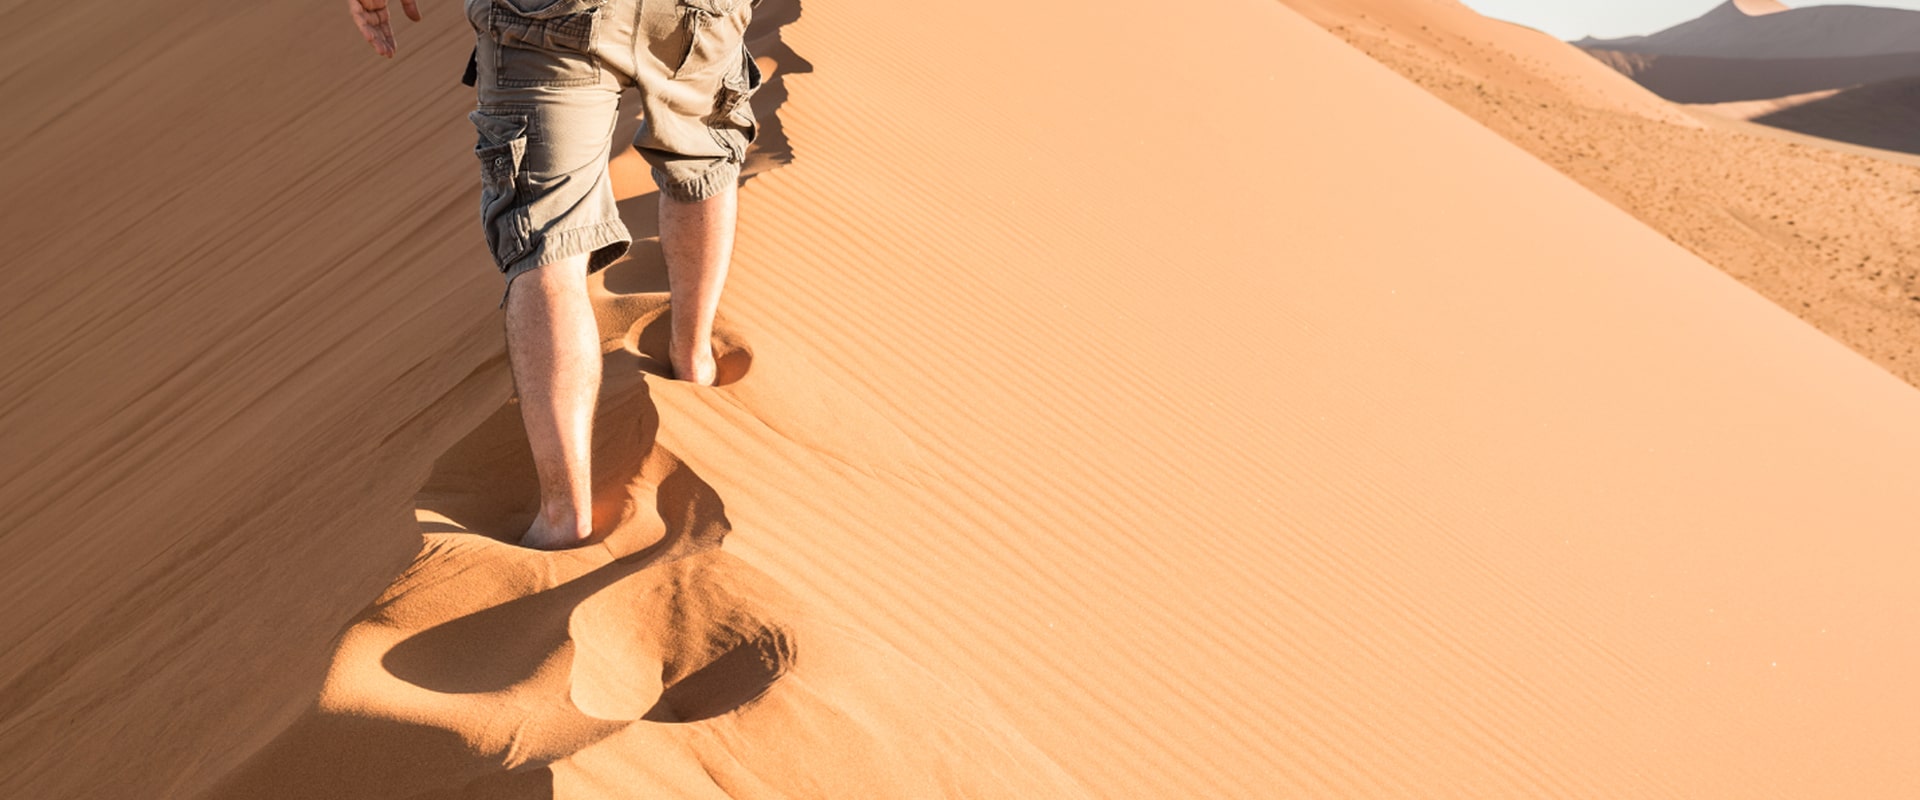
xmin=520 ymin=512 xmax=593 ymax=550
xmin=670 ymin=336 xmax=717 ymax=386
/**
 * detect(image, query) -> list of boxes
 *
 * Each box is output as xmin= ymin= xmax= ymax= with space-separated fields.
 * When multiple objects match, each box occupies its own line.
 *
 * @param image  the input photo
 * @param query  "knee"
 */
xmin=503 ymin=253 xmax=593 ymax=310
xmin=527 ymin=253 xmax=594 ymax=288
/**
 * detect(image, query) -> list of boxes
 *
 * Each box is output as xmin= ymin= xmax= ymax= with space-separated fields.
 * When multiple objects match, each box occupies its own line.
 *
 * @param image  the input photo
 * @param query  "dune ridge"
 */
xmin=3 ymin=0 xmax=1920 ymax=798
xmin=1288 ymin=0 xmax=1920 ymax=389
xmin=1285 ymin=0 xmax=1700 ymax=127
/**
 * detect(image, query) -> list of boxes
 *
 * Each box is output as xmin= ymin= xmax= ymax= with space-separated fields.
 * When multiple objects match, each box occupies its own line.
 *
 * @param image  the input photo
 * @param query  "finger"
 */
xmin=375 ymin=9 xmax=396 ymax=56
xmin=402 ymin=0 xmax=422 ymax=22
xmin=360 ymin=18 xmax=392 ymax=57
xmin=364 ymin=8 xmax=393 ymax=56
xmin=351 ymin=0 xmax=397 ymax=56
xmin=349 ymin=1 xmax=389 ymax=55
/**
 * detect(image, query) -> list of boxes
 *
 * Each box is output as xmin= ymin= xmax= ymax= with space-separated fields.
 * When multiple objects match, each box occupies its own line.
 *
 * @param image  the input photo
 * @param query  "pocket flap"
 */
xmin=677 ymin=0 xmax=740 ymax=16
xmin=469 ymin=109 xmax=530 ymax=147
xmin=489 ymin=5 xmax=596 ymax=53
xmin=495 ymin=0 xmax=608 ymax=19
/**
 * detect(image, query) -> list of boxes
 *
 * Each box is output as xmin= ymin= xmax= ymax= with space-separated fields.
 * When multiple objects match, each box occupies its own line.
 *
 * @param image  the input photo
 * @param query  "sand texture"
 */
xmin=4 ymin=0 xmax=1920 ymax=797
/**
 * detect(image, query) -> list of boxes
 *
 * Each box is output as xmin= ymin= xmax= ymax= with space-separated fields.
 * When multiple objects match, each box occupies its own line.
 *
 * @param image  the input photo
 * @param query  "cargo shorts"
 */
xmin=463 ymin=0 xmax=761 ymax=294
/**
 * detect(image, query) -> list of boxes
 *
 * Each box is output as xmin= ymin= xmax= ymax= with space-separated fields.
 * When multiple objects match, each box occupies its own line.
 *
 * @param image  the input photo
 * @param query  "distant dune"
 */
xmin=1573 ymin=0 xmax=1920 ymax=127
xmin=1577 ymin=0 xmax=1920 ymax=59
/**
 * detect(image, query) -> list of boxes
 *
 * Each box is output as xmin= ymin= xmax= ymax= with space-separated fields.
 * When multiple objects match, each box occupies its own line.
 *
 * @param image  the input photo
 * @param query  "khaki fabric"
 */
xmin=464 ymin=0 xmax=761 ymax=291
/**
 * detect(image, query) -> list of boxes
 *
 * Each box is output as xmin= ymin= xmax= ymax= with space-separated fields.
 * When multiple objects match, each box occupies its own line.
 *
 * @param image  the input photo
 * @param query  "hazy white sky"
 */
xmin=1461 ymin=0 xmax=1920 ymax=40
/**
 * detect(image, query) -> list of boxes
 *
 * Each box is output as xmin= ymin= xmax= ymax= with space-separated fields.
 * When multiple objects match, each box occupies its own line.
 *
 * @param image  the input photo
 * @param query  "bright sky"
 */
xmin=1460 ymin=0 xmax=1920 ymax=40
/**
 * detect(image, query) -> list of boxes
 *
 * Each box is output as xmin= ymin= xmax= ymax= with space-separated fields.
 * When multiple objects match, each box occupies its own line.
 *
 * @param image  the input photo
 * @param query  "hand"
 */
xmin=349 ymin=0 xmax=423 ymax=59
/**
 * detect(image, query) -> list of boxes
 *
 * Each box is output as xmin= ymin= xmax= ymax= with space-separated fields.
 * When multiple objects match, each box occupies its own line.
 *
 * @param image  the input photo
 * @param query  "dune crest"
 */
xmin=1286 ymin=0 xmax=1700 ymax=127
xmin=1733 ymin=0 xmax=1790 ymax=15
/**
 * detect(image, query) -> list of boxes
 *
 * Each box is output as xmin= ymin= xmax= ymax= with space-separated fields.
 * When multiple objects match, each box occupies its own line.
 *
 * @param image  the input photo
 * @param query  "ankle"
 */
xmin=672 ymin=328 xmax=712 ymax=355
xmin=537 ymin=504 xmax=591 ymax=536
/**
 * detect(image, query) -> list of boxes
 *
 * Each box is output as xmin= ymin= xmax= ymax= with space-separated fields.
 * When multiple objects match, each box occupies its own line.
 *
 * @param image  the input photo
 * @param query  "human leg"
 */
xmin=660 ymin=185 xmax=737 ymax=386
xmin=505 ymin=254 xmax=601 ymax=550
xmin=466 ymin=1 xmax=640 ymax=547
xmin=628 ymin=0 xmax=761 ymax=385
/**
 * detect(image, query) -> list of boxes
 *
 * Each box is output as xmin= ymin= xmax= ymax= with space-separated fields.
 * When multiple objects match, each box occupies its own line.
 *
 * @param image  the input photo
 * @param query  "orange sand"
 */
xmin=3 ymin=0 xmax=1919 ymax=797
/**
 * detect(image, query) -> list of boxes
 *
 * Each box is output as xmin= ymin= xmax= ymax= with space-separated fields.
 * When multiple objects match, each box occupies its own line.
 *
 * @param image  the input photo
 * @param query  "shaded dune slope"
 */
xmin=1582 ymin=47 xmax=1920 ymax=104
xmin=3 ymin=1 xmax=1920 ymax=799
xmin=1714 ymin=76 xmax=1920 ymax=156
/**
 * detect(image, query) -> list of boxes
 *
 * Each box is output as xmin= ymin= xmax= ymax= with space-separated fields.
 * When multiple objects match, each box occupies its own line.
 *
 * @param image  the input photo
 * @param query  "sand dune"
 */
xmin=6 ymin=0 xmax=1920 ymax=798
xmin=1570 ymin=1 xmax=1920 ymax=159
xmin=1577 ymin=0 xmax=1920 ymax=59
xmin=1574 ymin=2 xmax=1920 ymax=104
xmin=1285 ymin=0 xmax=1700 ymax=127
xmin=1571 ymin=0 xmax=1920 ymax=160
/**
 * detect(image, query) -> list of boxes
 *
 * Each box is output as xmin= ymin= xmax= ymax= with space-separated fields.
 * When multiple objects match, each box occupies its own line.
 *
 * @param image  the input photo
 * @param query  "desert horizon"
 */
xmin=3 ymin=0 xmax=1917 ymax=797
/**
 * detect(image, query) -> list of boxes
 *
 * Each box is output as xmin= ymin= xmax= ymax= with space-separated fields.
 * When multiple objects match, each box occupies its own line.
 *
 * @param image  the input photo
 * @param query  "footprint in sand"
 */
xmin=386 ymin=293 xmax=793 ymax=741
xmin=566 ymin=552 xmax=797 ymax=725
xmin=205 ymin=300 xmax=799 ymax=799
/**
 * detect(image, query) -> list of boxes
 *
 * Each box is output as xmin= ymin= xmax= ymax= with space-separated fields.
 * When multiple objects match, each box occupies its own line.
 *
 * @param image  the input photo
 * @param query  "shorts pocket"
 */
xmin=486 ymin=1 xmax=602 ymax=88
xmin=471 ymin=109 xmax=535 ymax=271
xmin=673 ymin=0 xmax=749 ymax=79
xmin=711 ymin=45 xmax=762 ymax=159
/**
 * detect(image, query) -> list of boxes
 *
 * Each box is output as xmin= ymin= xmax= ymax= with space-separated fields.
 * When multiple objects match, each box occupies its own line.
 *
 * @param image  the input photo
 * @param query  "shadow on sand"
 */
xmin=1750 ymin=76 xmax=1920 ymax=157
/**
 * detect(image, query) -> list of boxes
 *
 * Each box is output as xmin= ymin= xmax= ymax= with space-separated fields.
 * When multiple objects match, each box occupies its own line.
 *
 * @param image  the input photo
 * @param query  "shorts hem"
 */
xmin=498 ymin=219 xmax=633 ymax=307
xmin=654 ymin=160 xmax=742 ymax=203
